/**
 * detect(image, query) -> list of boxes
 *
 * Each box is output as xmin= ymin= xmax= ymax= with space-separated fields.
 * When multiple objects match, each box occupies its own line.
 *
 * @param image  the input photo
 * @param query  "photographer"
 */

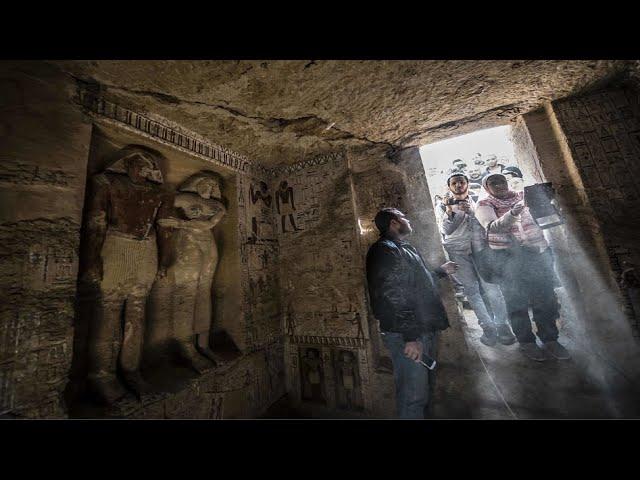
xmin=475 ymin=173 xmax=570 ymax=361
xmin=438 ymin=173 xmax=515 ymax=347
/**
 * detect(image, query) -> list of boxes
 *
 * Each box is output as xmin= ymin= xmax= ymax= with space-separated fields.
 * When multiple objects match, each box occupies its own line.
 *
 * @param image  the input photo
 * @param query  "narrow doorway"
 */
xmin=418 ymin=125 xmax=631 ymax=418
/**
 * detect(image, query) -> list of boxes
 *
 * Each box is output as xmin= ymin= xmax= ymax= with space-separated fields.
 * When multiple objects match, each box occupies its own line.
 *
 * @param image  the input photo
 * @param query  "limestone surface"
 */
xmin=52 ymin=60 xmax=630 ymax=167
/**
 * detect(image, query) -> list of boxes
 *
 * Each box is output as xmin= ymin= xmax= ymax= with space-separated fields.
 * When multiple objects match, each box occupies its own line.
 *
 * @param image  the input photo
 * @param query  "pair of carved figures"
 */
xmin=299 ymin=348 xmax=360 ymax=410
xmin=80 ymin=145 xmax=226 ymax=404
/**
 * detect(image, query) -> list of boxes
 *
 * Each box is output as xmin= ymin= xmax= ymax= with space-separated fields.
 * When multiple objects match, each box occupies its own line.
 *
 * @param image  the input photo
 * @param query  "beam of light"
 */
xmin=418 ymin=125 xmax=640 ymax=418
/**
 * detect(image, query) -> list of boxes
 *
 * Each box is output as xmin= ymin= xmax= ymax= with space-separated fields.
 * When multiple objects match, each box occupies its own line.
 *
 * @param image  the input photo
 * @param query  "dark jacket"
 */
xmin=366 ymin=235 xmax=450 ymax=341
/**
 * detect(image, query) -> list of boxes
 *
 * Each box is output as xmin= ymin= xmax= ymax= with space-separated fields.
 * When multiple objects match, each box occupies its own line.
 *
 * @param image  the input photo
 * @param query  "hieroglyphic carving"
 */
xmin=332 ymin=349 xmax=364 ymax=411
xmin=555 ymin=87 xmax=640 ymax=332
xmin=248 ymin=181 xmax=274 ymax=242
xmin=299 ymin=347 xmax=326 ymax=404
xmin=275 ymin=180 xmax=302 ymax=233
xmin=0 ymin=161 xmax=77 ymax=187
xmin=77 ymin=86 xmax=267 ymax=177
xmin=290 ymin=335 xmax=366 ymax=348
xmin=238 ymin=174 xmax=281 ymax=352
xmin=208 ymin=394 xmax=224 ymax=419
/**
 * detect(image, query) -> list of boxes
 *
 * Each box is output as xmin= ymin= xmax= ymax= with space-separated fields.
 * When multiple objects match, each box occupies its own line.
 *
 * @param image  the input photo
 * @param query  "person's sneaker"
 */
xmin=519 ymin=342 xmax=546 ymax=362
xmin=497 ymin=324 xmax=516 ymax=345
xmin=479 ymin=325 xmax=498 ymax=347
xmin=543 ymin=341 xmax=571 ymax=360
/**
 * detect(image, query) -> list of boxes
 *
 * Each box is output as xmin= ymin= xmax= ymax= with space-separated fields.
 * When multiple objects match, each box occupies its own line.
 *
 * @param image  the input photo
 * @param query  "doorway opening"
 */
xmin=419 ymin=125 xmax=528 ymax=211
xmin=419 ymin=124 xmax=528 ymax=341
xmin=418 ymin=125 xmax=571 ymax=418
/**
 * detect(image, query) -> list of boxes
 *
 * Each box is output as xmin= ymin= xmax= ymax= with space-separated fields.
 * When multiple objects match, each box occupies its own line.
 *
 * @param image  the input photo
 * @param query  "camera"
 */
xmin=444 ymin=195 xmax=465 ymax=206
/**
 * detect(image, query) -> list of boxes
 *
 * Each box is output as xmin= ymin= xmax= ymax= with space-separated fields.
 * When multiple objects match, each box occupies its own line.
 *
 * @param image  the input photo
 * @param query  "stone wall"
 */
xmin=511 ymin=90 xmax=640 ymax=395
xmin=274 ymin=151 xmax=377 ymax=416
xmin=0 ymin=61 xmax=93 ymax=417
xmin=552 ymin=87 xmax=640 ymax=336
xmin=67 ymin=103 xmax=286 ymax=419
xmin=0 ymin=62 xmax=286 ymax=418
xmin=272 ymin=144 xmax=481 ymax=418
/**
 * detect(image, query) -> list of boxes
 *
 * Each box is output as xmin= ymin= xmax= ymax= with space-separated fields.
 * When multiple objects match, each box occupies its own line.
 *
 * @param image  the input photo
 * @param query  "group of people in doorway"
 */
xmin=365 ymin=152 xmax=570 ymax=419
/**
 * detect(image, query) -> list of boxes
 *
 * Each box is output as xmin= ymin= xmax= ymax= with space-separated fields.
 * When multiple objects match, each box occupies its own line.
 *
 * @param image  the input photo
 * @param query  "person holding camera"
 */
xmin=366 ymin=208 xmax=457 ymax=418
xmin=437 ymin=173 xmax=515 ymax=347
xmin=475 ymin=173 xmax=570 ymax=361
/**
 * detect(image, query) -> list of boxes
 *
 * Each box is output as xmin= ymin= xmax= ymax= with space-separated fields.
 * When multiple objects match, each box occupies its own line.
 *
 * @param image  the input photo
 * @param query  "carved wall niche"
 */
xmin=68 ymin=122 xmax=243 ymax=413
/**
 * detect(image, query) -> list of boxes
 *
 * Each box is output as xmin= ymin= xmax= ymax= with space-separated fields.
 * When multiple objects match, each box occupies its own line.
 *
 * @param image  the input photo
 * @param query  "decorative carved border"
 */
xmin=77 ymin=85 xmax=346 ymax=179
xmin=289 ymin=335 xmax=366 ymax=348
xmin=272 ymin=151 xmax=345 ymax=177
xmin=76 ymin=87 xmax=270 ymax=177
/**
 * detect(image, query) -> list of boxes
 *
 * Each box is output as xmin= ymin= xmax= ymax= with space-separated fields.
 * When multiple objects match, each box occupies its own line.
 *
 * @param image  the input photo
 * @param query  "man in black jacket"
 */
xmin=366 ymin=207 xmax=457 ymax=418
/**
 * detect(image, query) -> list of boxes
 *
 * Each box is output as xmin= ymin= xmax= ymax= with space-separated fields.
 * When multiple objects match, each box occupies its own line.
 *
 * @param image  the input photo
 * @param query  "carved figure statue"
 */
xmin=81 ymin=146 xmax=165 ymax=404
xmin=156 ymin=171 xmax=227 ymax=373
xmin=301 ymin=348 xmax=324 ymax=402
xmin=276 ymin=180 xmax=301 ymax=233
xmin=285 ymin=301 xmax=297 ymax=336
xmin=349 ymin=311 xmax=365 ymax=339
xmin=249 ymin=181 xmax=272 ymax=241
xmin=336 ymin=350 xmax=357 ymax=409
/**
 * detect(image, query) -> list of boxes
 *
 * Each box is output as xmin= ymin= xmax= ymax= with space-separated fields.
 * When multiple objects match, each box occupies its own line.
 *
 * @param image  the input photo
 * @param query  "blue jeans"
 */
xmin=381 ymin=332 xmax=433 ymax=419
xmin=446 ymin=249 xmax=508 ymax=328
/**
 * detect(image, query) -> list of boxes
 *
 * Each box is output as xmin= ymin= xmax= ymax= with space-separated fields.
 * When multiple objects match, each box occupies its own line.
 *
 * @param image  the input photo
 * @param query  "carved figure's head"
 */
xmin=106 ymin=146 xmax=164 ymax=184
xmin=180 ymin=171 xmax=223 ymax=200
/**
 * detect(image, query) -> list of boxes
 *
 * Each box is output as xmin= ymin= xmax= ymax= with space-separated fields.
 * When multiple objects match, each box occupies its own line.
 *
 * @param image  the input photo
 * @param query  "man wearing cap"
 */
xmin=475 ymin=173 xmax=570 ymax=361
xmin=366 ymin=208 xmax=457 ymax=418
xmin=452 ymin=158 xmax=467 ymax=173
xmin=438 ymin=172 xmax=515 ymax=346
xmin=502 ymin=165 xmax=524 ymax=192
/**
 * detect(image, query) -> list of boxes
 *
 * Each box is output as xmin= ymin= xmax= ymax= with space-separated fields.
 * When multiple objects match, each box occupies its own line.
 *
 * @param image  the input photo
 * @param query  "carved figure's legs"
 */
xmin=120 ymin=291 xmax=154 ymax=397
xmin=288 ymin=214 xmax=301 ymax=231
xmin=87 ymin=233 xmax=157 ymax=402
xmin=193 ymin=250 xmax=221 ymax=364
xmin=172 ymin=270 xmax=214 ymax=374
xmin=86 ymin=295 xmax=127 ymax=404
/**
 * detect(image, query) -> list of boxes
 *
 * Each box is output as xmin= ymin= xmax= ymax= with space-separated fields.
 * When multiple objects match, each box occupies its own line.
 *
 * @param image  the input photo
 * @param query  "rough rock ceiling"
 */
xmin=52 ymin=60 xmax=633 ymax=168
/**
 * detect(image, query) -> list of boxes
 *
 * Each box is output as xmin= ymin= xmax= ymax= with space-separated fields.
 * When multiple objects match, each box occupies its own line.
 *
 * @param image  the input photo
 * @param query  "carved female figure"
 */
xmin=156 ymin=171 xmax=226 ymax=373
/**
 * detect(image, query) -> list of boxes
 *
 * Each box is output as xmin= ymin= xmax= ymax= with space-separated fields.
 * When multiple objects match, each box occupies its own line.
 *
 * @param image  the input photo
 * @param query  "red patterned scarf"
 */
xmin=479 ymin=191 xmax=547 ymax=249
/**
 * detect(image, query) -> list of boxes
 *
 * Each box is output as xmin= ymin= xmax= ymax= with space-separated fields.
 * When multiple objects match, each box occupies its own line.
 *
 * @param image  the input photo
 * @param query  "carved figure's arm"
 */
xmin=289 ymin=187 xmax=296 ymax=211
xmin=82 ymin=174 xmax=110 ymax=280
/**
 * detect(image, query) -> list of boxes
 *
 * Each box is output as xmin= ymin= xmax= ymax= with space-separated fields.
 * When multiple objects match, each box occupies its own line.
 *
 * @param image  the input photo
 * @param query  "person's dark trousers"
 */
xmin=496 ymin=247 xmax=559 ymax=344
xmin=381 ymin=332 xmax=433 ymax=419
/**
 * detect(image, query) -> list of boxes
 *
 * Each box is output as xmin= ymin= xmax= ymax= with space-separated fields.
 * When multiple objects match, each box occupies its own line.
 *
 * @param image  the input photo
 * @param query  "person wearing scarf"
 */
xmin=475 ymin=173 xmax=570 ymax=361
xmin=437 ymin=173 xmax=515 ymax=347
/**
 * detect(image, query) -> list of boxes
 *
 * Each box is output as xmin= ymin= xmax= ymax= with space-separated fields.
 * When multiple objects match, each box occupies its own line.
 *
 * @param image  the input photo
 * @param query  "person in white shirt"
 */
xmin=437 ymin=173 xmax=515 ymax=347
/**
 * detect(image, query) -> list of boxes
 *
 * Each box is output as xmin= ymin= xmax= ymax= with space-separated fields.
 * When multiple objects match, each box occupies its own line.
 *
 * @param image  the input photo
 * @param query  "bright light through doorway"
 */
xmin=419 ymin=125 xmax=527 ymax=204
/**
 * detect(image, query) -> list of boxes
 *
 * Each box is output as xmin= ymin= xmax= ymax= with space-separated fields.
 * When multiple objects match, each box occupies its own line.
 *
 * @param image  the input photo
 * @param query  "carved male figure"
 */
xmin=249 ymin=181 xmax=272 ymax=240
xmin=276 ymin=180 xmax=301 ymax=233
xmin=156 ymin=171 xmax=227 ymax=373
xmin=301 ymin=348 xmax=323 ymax=402
xmin=336 ymin=350 xmax=357 ymax=409
xmin=82 ymin=146 xmax=165 ymax=403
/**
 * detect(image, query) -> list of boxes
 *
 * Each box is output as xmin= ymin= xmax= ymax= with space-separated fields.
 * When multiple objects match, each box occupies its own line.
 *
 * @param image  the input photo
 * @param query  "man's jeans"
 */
xmin=495 ymin=247 xmax=560 ymax=344
xmin=381 ymin=332 xmax=433 ymax=419
xmin=446 ymin=249 xmax=508 ymax=328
